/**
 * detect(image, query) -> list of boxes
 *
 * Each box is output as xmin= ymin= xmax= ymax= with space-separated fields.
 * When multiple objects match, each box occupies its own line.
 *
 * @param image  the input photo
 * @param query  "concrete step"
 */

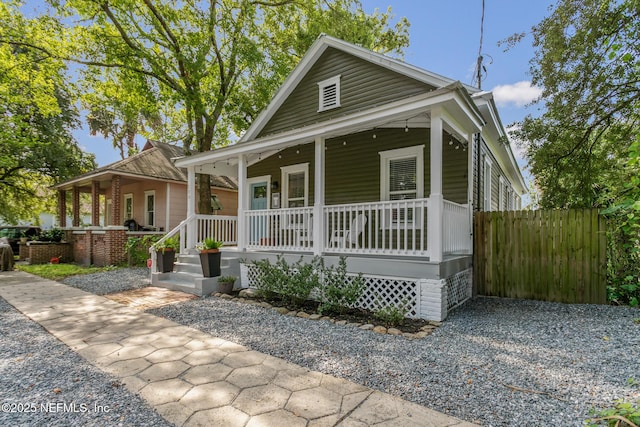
xmin=174 ymin=261 xmax=203 ymax=275
xmin=152 ymin=251 xmax=242 ymax=296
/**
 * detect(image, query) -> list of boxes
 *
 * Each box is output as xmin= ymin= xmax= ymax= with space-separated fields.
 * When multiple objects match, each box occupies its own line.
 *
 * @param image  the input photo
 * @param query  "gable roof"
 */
xmin=241 ymin=34 xmax=480 ymax=143
xmin=55 ymin=141 xmax=237 ymax=191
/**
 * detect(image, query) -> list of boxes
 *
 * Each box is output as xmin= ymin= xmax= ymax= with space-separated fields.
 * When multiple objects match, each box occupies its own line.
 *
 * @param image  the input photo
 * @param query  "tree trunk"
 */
xmin=197 ymin=173 xmax=212 ymax=214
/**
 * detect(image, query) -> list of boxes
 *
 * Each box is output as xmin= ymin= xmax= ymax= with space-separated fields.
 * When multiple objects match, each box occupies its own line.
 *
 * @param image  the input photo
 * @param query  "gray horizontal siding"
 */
xmin=258 ymin=48 xmax=435 ymax=138
xmin=248 ymin=127 xmax=468 ymax=206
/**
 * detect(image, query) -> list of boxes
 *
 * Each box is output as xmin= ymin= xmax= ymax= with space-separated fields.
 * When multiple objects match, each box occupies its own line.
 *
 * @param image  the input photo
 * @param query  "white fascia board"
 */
xmin=241 ymin=36 xmax=330 ymax=143
xmin=242 ymin=35 xmax=481 ymax=143
xmin=177 ymin=89 xmax=479 ymax=170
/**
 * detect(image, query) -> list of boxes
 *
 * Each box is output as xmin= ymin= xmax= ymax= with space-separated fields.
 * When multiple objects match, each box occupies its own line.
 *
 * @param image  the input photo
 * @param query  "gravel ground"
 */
xmin=0 ymin=297 xmax=171 ymax=427
xmin=149 ymin=294 xmax=640 ymax=426
xmin=4 ymin=268 xmax=640 ymax=426
xmin=62 ymin=268 xmax=149 ymax=295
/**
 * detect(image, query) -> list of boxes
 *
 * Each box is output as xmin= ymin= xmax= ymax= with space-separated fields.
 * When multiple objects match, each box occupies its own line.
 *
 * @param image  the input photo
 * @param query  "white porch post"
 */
xmin=237 ymin=154 xmax=247 ymax=252
xmin=313 ymin=136 xmax=325 ymax=255
xmin=428 ymin=108 xmax=444 ymax=262
xmin=186 ymin=166 xmax=196 ymax=251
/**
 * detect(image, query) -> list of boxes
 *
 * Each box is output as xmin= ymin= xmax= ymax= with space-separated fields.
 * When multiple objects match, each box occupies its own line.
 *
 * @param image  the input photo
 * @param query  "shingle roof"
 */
xmin=55 ymin=141 xmax=238 ymax=190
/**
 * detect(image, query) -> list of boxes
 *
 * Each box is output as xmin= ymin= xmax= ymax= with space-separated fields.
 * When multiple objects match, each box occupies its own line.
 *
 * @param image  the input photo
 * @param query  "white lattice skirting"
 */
xmin=240 ymin=264 xmax=473 ymax=321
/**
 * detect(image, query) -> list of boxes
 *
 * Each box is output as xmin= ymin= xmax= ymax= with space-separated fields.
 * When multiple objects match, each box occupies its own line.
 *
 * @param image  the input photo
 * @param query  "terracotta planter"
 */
xmin=199 ymin=249 xmax=221 ymax=277
xmin=156 ymin=249 xmax=176 ymax=273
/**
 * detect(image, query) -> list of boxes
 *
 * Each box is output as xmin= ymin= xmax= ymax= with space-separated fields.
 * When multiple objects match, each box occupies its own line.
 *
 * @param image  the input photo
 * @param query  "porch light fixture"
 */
xmin=271 ymin=181 xmax=279 ymax=191
xmin=404 ymin=120 xmax=409 ymax=133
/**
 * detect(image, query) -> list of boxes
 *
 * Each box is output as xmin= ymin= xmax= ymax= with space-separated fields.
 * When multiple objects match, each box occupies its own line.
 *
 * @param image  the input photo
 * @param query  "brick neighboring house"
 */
xmin=52 ymin=140 xmax=238 ymax=266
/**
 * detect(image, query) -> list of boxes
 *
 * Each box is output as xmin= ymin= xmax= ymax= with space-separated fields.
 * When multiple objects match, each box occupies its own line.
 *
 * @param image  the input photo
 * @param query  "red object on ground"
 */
xmin=50 ymin=257 xmax=60 ymax=264
xmin=147 ymin=259 xmax=153 ymax=268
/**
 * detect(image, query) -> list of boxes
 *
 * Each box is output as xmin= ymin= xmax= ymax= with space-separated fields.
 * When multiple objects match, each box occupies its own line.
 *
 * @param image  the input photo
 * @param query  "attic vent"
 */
xmin=317 ymin=75 xmax=341 ymax=112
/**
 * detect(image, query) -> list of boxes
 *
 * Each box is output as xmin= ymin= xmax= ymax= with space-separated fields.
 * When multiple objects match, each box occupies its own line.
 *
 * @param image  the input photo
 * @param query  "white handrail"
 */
xmin=149 ymin=214 xmax=194 ymax=273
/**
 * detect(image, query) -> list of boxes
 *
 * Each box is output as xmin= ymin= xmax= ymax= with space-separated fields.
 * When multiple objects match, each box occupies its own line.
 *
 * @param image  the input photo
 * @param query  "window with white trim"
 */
xmin=124 ymin=193 xmax=133 ymax=220
xmin=144 ymin=190 xmax=155 ymax=226
xmin=380 ymin=145 xmax=424 ymax=226
xmin=281 ymin=163 xmax=309 ymax=208
xmin=105 ymin=199 xmax=112 ymax=226
xmin=317 ymin=75 xmax=341 ymax=112
xmin=483 ymin=155 xmax=493 ymax=211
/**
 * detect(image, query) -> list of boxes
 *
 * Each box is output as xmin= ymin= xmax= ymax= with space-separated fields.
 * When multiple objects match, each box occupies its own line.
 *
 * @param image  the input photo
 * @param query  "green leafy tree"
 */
xmin=513 ymin=0 xmax=639 ymax=209
xmin=0 ymin=1 xmax=95 ymax=223
xmin=26 ymin=0 xmax=409 ymax=214
xmin=511 ymin=0 xmax=640 ymax=305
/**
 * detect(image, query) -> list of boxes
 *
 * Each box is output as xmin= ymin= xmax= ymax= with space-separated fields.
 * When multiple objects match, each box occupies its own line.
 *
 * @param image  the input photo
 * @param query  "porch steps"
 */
xmin=151 ymin=250 xmax=241 ymax=296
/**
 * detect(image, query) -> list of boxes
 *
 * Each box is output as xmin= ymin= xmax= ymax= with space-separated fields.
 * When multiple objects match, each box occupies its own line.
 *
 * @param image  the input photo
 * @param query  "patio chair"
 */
xmin=330 ymin=214 xmax=367 ymax=249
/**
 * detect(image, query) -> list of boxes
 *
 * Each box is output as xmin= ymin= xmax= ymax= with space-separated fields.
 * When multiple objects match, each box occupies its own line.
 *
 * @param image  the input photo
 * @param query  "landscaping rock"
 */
xmin=373 ymin=326 xmax=387 ymax=334
xmin=274 ymin=307 xmax=289 ymax=315
xmin=387 ymin=328 xmax=402 ymax=336
xmin=297 ymin=312 xmax=310 ymax=319
xmin=308 ymin=314 xmax=322 ymax=320
xmin=359 ymin=324 xmax=374 ymax=330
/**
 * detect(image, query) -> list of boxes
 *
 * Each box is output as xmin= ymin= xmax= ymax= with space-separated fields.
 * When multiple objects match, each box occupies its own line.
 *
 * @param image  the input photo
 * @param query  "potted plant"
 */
xmin=216 ymin=275 xmax=237 ymax=294
xmin=155 ymin=236 xmax=179 ymax=273
xmin=20 ymin=231 xmax=28 ymax=244
xmin=197 ymin=238 xmax=223 ymax=277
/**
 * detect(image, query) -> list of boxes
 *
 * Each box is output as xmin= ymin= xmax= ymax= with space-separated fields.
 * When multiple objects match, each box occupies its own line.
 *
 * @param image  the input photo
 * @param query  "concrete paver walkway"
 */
xmin=0 ymin=271 xmax=476 ymax=427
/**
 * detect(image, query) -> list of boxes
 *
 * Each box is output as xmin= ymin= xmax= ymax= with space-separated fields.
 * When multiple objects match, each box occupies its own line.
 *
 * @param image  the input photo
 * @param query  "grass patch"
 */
xmin=17 ymin=264 xmax=119 ymax=281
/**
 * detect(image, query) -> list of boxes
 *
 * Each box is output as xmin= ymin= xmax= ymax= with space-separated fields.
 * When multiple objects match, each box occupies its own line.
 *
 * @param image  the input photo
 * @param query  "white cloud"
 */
xmin=492 ymin=81 xmax=542 ymax=107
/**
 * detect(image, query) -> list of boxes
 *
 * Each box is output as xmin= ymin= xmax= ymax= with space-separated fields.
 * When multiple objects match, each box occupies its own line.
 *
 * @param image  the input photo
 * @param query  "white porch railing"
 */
xmin=323 ymin=198 xmax=430 ymax=256
xmin=245 ymin=207 xmax=314 ymax=252
xmin=443 ymin=200 xmax=472 ymax=253
xmin=195 ymin=214 xmax=237 ymax=246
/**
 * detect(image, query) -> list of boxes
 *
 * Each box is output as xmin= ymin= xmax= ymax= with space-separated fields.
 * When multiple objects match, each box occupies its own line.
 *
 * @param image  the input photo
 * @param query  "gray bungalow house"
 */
xmin=153 ymin=35 xmax=526 ymax=321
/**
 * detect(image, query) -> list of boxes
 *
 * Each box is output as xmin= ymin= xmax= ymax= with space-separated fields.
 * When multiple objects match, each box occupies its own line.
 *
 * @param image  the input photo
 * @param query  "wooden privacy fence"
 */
xmin=474 ymin=209 xmax=607 ymax=304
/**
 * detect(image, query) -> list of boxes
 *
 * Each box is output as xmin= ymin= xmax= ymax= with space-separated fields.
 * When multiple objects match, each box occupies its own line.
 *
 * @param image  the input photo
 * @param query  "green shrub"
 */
xmin=125 ymin=235 xmax=161 ymax=266
xmin=38 ymin=228 xmax=65 ymax=242
xmin=587 ymin=399 xmax=640 ymax=426
xmin=604 ymin=203 xmax=640 ymax=307
xmin=373 ymin=296 xmax=410 ymax=327
xmin=318 ymin=257 xmax=364 ymax=315
xmin=252 ymin=255 xmax=363 ymax=311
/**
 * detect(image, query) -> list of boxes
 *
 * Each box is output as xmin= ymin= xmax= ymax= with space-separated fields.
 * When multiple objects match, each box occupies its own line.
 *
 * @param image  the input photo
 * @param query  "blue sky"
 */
xmin=73 ymin=0 xmax=554 ymax=174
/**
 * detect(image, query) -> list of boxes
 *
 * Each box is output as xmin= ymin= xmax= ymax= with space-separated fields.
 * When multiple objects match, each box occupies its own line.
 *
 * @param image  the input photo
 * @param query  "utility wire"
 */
xmin=473 ymin=0 xmax=486 ymax=89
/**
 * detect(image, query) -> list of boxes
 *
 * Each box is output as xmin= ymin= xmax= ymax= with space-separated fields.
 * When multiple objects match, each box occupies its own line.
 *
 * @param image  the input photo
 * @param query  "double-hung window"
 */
xmin=144 ymin=190 xmax=155 ymax=227
xmin=380 ymin=145 xmax=424 ymax=227
xmin=281 ymin=163 xmax=309 ymax=208
xmin=124 ymin=193 xmax=133 ymax=220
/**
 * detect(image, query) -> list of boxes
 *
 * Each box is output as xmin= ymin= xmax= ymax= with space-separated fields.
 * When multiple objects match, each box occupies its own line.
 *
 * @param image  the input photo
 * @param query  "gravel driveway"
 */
xmin=3 ymin=268 xmax=639 ymax=426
